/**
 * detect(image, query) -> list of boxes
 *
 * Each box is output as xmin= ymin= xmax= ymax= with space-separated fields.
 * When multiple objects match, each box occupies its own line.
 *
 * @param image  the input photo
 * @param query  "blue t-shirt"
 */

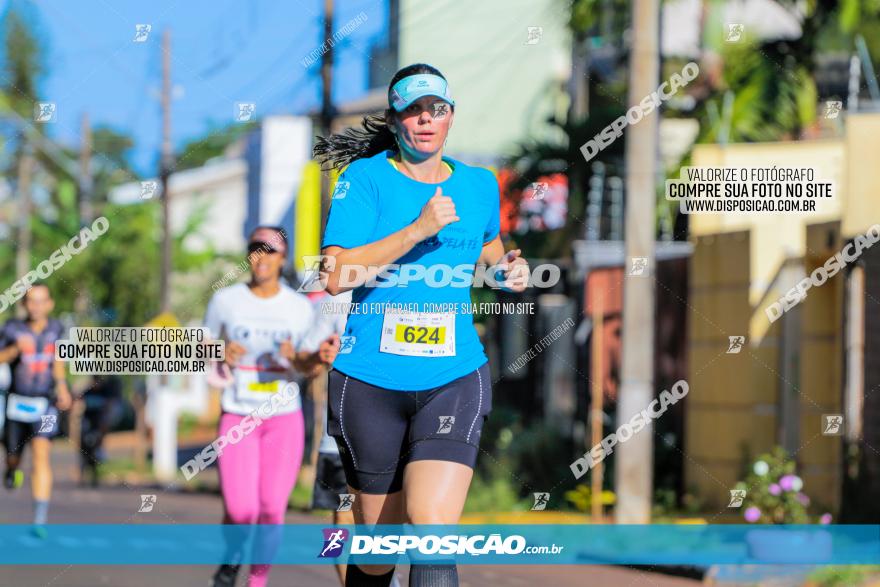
xmin=322 ymin=149 xmax=500 ymax=391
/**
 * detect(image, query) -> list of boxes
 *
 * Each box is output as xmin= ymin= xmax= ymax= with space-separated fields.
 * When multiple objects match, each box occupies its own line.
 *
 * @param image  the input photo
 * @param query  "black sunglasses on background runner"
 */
xmin=247 ymin=241 xmax=281 ymax=255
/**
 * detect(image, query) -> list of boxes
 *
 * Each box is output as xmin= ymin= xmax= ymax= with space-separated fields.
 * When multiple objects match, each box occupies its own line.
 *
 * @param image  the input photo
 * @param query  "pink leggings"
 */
xmin=217 ymin=410 xmax=305 ymax=587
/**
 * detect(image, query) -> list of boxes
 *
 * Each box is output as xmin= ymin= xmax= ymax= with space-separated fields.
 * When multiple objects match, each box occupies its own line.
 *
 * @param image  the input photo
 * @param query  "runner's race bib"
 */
xmin=234 ymin=349 xmax=290 ymax=404
xmin=380 ymin=311 xmax=456 ymax=357
xmin=235 ymin=372 xmax=288 ymax=404
xmin=6 ymin=393 xmax=49 ymax=423
xmin=246 ymin=381 xmax=281 ymax=393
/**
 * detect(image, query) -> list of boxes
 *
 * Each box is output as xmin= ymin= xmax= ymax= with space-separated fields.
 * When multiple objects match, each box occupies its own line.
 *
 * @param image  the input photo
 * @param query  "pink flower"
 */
xmin=779 ymin=475 xmax=796 ymax=491
xmin=744 ymin=506 xmax=761 ymax=523
xmin=797 ymin=493 xmax=810 ymax=506
xmin=819 ymin=513 xmax=832 ymax=525
xmin=769 ymin=483 xmax=782 ymax=496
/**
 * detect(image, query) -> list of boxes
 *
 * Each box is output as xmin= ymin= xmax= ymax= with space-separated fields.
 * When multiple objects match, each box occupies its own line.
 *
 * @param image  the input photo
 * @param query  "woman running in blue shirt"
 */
xmin=313 ymin=63 xmax=530 ymax=587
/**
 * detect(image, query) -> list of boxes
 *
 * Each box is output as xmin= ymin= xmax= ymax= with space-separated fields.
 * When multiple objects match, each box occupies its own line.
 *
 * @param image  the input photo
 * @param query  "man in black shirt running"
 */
xmin=0 ymin=284 xmax=71 ymax=536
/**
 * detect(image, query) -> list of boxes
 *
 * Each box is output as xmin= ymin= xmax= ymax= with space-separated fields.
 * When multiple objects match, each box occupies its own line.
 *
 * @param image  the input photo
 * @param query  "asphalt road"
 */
xmin=0 ymin=445 xmax=701 ymax=587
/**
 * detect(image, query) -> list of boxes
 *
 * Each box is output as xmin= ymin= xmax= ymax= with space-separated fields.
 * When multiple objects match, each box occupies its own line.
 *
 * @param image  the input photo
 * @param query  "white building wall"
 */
xmin=256 ymin=116 xmax=314 ymax=228
xmin=109 ymin=115 xmax=314 ymax=255
xmin=398 ymin=0 xmax=571 ymax=161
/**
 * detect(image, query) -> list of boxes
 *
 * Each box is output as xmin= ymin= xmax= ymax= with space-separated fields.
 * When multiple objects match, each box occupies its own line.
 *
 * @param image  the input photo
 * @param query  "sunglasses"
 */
xmin=247 ymin=241 xmax=282 ymax=256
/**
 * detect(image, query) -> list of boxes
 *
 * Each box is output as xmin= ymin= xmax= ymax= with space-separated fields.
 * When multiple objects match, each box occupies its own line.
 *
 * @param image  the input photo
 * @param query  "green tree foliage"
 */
xmin=694 ymin=44 xmax=817 ymax=143
xmin=0 ymin=1 xmax=45 ymax=119
xmin=694 ymin=0 xmax=880 ymax=144
xmin=174 ymin=120 xmax=256 ymax=171
xmin=0 ymin=6 xmax=217 ymax=327
xmin=11 ymin=191 xmax=219 ymax=327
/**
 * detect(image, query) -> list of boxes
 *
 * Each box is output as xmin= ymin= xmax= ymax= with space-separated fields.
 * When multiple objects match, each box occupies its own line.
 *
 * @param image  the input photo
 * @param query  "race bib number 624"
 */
xmin=380 ymin=311 xmax=456 ymax=357
xmin=395 ymin=324 xmax=445 ymax=345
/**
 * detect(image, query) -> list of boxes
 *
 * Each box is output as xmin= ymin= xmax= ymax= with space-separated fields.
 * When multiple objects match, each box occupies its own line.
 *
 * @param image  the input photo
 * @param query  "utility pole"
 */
xmin=14 ymin=143 xmax=34 ymax=320
xmin=78 ymin=113 xmax=93 ymax=227
xmin=70 ymin=112 xmax=93 ymax=481
xmin=308 ymin=0 xmax=335 ymax=483
xmin=591 ymin=293 xmax=605 ymax=522
xmin=74 ymin=113 xmax=93 ymax=320
xmin=319 ymin=0 xmax=334 ymax=230
xmin=159 ymin=29 xmax=173 ymax=314
xmin=15 ymin=145 xmax=34 ymax=280
xmin=615 ymin=0 xmax=659 ymax=524
xmin=137 ymin=28 xmax=174 ymax=477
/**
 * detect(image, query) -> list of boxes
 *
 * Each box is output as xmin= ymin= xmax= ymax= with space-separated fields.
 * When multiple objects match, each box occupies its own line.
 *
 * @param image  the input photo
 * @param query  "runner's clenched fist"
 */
xmin=412 ymin=186 xmax=459 ymax=240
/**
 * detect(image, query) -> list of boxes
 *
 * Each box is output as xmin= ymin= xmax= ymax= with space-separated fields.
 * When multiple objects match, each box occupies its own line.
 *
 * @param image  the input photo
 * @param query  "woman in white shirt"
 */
xmin=204 ymin=226 xmax=339 ymax=587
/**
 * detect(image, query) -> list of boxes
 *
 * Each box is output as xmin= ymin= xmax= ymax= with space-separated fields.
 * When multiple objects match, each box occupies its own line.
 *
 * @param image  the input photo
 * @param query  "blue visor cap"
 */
xmin=389 ymin=74 xmax=455 ymax=112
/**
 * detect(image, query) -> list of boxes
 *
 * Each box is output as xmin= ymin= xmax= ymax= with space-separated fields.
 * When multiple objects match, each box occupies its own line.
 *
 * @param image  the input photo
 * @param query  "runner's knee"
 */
xmin=406 ymin=507 xmax=452 ymax=525
xmin=224 ymin=505 xmax=259 ymax=525
xmin=257 ymin=510 xmax=285 ymax=525
xmin=358 ymin=492 xmax=404 ymax=525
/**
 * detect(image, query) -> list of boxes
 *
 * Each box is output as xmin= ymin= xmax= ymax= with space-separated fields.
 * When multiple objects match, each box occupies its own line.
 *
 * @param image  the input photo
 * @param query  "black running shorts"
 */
xmin=326 ymin=362 xmax=492 ymax=495
xmin=4 ymin=405 xmax=60 ymax=458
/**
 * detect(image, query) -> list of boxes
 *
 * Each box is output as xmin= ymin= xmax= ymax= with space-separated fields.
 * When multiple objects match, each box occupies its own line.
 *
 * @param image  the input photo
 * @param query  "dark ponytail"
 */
xmin=312 ymin=63 xmax=450 ymax=172
xmin=313 ymin=114 xmax=396 ymax=172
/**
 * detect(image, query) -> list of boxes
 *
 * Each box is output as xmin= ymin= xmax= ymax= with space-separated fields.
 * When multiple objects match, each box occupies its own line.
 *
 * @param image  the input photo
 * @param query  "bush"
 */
xmin=736 ymin=446 xmax=831 ymax=524
xmin=805 ymin=566 xmax=880 ymax=587
xmin=506 ymin=423 xmax=579 ymax=503
xmin=472 ymin=406 xmax=581 ymax=511
xmin=464 ymin=471 xmax=521 ymax=513
xmin=565 ymin=484 xmax=615 ymax=513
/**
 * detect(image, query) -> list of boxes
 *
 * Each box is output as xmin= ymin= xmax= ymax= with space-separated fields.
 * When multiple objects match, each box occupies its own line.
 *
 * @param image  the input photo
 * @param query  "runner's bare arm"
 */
xmin=479 ymin=235 xmax=505 ymax=266
xmin=0 ymin=340 xmax=20 ymax=363
xmin=284 ymin=341 xmax=320 ymax=377
xmin=224 ymin=341 xmax=246 ymax=367
xmin=321 ymin=187 xmax=458 ymax=295
xmin=53 ymin=357 xmax=72 ymax=410
xmin=293 ymin=350 xmax=325 ymax=378
xmin=478 ymin=237 xmax=530 ymax=293
xmin=293 ymin=335 xmax=340 ymax=377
